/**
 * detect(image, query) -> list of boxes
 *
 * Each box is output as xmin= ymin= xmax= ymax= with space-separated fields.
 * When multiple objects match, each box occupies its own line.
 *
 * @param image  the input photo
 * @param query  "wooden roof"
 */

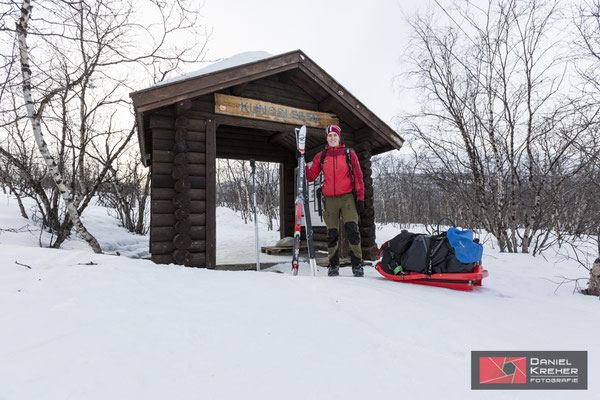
xmin=130 ymin=50 xmax=404 ymax=164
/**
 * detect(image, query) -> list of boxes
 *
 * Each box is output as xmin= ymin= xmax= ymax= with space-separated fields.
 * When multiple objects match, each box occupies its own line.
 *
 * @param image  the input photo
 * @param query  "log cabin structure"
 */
xmin=130 ymin=50 xmax=404 ymax=269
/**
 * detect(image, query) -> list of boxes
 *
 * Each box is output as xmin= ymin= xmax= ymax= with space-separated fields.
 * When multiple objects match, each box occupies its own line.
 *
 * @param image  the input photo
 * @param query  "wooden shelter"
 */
xmin=130 ymin=50 xmax=404 ymax=268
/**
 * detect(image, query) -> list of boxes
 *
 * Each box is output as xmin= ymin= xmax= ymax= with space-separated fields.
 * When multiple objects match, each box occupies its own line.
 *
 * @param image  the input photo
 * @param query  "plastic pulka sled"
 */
xmin=374 ymin=227 xmax=488 ymax=291
xmin=374 ymin=262 xmax=488 ymax=291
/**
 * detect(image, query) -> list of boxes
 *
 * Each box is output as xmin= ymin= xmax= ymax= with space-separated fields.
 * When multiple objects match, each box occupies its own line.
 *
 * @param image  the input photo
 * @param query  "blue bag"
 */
xmin=447 ymin=228 xmax=483 ymax=263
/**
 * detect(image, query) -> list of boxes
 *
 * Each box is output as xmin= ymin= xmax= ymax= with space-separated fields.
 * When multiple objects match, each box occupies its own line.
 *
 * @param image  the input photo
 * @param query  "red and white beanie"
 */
xmin=325 ymin=124 xmax=341 ymax=139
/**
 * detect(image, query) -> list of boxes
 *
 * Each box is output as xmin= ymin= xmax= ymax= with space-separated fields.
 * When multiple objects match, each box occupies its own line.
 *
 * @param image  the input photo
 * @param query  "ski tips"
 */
xmin=295 ymin=125 xmax=307 ymax=153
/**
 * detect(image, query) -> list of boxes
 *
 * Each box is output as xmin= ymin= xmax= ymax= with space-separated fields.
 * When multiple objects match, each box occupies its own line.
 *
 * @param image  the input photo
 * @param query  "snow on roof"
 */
xmin=153 ymin=51 xmax=275 ymax=88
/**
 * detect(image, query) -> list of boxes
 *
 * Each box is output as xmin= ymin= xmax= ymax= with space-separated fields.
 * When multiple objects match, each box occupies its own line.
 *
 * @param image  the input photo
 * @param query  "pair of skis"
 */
xmin=291 ymin=125 xmax=318 ymax=276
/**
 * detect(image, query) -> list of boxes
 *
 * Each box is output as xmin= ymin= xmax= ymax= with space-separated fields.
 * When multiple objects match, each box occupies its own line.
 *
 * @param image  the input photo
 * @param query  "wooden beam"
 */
xmin=152 ymin=150 xmax=205 ymax=164
xmin=267 ymin=130 xmax=289 ymax=144
xmin=151 ymin=226 xmax=206 ymax=241
xmin=206 ymin=118 xmax=217 ymax=269
xmin=231 ymin=82 xmax=248 ymax=96
xmin=318 ymin=96 xmax=337 ymax=112
xmin=131 ymin=53 xmax=303 ymax=112
xmin=287 ymin=69 xmax=328 ymax=102
xmin=152 ymin=188 xmax=206 ymax=201
xmin=216 ymin=149 xmax=292 ymax=163
xmin=189 ymin=110 xmax=325 ymax=138
xmin=151 ymin=213 xmax=205 ymax=227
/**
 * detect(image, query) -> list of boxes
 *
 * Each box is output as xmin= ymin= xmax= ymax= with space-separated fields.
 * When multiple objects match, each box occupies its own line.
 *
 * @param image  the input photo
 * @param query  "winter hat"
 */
xmin=325 ymin=124 xmax=341 ymax=139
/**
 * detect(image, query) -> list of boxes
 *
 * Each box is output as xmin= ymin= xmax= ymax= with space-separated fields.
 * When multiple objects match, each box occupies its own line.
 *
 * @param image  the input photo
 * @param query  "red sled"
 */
xmin=375 ymin=262 xmax=489 ymax=291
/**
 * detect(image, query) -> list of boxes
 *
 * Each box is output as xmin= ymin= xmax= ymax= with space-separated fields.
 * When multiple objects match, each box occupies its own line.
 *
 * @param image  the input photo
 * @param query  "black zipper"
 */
xmin=333 ymin=149 xmax=336 ymax=196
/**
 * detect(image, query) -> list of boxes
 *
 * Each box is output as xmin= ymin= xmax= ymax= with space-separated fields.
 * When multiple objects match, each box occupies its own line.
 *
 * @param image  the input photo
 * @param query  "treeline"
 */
xmin=216 ymin=159 xmax=280 ymax=230
xmin=395 ymin=0 xmax=600 ymax=256
xmin=371 ymin=152 xmax=600 ymax=256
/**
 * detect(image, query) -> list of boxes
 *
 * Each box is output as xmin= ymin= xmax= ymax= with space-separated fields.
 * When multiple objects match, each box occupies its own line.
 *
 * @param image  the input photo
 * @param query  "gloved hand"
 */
xmin=356 ymin=200 xmax=365 ymax=215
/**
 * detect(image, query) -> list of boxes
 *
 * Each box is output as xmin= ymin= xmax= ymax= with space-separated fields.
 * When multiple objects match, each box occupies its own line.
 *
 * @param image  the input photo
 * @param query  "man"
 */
xmin=306 ymin=124 xmax=365 ymax=277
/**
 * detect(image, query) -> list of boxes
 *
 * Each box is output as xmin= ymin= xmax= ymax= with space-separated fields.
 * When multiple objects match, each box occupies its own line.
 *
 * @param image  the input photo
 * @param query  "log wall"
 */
xmin=356 ymin=139 xmax=377 ymax=260
xmin=150 ymin=99 xmax=209 ymax=267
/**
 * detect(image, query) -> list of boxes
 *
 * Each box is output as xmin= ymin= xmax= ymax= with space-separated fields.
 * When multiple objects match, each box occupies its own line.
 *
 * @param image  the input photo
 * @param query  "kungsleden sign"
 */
xmin=214 ymin=93 xmax=338 ymax=129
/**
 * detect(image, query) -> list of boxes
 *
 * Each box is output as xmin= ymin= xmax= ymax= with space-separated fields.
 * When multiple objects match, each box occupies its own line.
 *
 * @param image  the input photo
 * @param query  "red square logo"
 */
xmin=479 ymin=357 xmax=527 ymax=384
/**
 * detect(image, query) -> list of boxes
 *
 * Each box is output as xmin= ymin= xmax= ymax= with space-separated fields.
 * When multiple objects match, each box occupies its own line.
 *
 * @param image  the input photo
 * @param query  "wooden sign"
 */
xmin=214 ymin=93 xmax=338 ymax=129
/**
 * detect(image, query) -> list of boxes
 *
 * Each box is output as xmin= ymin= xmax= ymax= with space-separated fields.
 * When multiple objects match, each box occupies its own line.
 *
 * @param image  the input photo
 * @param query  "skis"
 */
xmin=303 ymin=174 xmax=318 ymax=276
xmin=250 ymin=159 xmax=260 ymax=272
xmin=291 ymin=126 xmax=317 ymax=276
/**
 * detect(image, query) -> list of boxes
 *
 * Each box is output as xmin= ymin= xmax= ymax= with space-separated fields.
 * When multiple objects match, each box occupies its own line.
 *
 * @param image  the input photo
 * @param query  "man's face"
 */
xmin=327 ymin=132 xmax=340 ymax=147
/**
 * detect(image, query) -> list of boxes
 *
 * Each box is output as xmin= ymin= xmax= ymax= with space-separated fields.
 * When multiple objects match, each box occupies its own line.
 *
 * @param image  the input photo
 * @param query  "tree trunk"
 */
xmin=0 ymin=176 xmax=28 ymax=219
xmin=135 ymin=174 xmax=150 ymax=235
xmin=16 ymin=0 xmax=102 ymax=253
xmin=588 ymin=258 xmax=600 ymax=296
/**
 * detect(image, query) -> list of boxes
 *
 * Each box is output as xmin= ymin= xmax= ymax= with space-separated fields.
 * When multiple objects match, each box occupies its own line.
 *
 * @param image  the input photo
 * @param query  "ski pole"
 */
xmin=251 ymin=159 xmax=260 ymax=272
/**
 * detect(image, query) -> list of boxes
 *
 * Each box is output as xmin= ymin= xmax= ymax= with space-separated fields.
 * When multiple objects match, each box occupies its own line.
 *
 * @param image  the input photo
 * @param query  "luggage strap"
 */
xmin=425 ymin=234 xmax=446 ymax=276
xmin=393 ymin=264 xmax=405 ymax=279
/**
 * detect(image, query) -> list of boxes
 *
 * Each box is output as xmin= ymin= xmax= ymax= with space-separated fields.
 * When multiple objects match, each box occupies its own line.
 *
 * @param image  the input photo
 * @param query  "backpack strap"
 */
xmin=345 ymin=148 xmax=357 ymax=200
xmin=319 ymin=148 xmax=326 ymax=174
xmin=319 ymin=147 xmax=357 ymax=200
xmin=346 ymin=147 xmax=356 ymax=192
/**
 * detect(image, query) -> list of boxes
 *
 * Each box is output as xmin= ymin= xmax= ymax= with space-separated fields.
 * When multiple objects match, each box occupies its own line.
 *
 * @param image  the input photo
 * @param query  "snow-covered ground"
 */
xmin=0 ymin=193 xmax=598 ymax=400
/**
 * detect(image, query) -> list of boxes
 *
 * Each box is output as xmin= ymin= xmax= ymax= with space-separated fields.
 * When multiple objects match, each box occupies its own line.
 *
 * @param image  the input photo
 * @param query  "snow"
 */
xmin=153 ymin=51 xmax=275 ymax=88
xmin=215 ymin=206 xmax=290 ymax=265
xmin=0 ymin=192 xmax=598 ymax=399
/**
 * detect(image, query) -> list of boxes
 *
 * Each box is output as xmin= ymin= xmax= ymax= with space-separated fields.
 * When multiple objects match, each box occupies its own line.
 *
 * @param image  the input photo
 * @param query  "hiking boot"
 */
xmin=352 ymin=266 xmax=364 ymax=277
xmin=328 ymin=265 xmax=340 ymax=277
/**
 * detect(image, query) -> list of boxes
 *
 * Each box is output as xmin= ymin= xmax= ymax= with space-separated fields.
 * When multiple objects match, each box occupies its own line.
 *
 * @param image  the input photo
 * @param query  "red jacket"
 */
xmin=306 ymin=143 xmax=364 ymax=201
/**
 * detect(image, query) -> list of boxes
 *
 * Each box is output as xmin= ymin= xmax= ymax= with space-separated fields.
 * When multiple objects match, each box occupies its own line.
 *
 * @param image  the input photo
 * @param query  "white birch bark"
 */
xmin=16 ymin=0 xmax=102 ymax=253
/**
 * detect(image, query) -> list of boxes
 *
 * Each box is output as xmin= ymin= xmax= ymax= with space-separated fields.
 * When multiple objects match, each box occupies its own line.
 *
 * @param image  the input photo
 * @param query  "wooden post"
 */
xmin=356 ymin=139 xmax=377 ymax=260
xmin=171 ymin=101 xmax=193 ymax=266
xmin=206 ymin=118 xmax=217 ymax=269
xmin=279 ymin=161 xmax=296 ymax=239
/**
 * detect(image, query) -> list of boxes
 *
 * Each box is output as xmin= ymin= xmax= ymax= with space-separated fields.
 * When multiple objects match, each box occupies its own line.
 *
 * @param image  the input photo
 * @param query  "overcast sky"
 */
xmin=198 ymin=0 xmax=431 ymax=129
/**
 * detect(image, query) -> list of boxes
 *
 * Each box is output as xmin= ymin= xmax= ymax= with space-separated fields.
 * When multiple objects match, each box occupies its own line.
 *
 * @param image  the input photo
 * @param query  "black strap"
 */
xmin=425 ymin=233 xmax=446 ymax=276
xmin=316 ymin=186 xmax=323 ymax=221
xmin=319 ymin=148 xmax=356 ymax=182
xmin=436 ymin=218 xmax=456 ymax=234
xmin=345 ymin=148 xmax=356 ymax=199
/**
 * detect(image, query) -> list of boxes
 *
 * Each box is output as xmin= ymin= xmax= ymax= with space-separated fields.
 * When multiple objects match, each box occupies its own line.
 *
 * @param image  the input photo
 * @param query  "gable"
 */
xmin=130 ymin=50 xmax=404 ymax=165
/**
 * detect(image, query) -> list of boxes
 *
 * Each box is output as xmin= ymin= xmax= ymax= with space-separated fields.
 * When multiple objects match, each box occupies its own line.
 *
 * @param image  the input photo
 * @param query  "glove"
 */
xmin=356 ymin=200 xmax=365 ymax=215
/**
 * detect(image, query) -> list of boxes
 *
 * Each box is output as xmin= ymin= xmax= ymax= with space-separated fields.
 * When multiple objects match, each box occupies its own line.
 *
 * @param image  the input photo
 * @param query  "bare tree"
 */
xmin=96 ymin=156 xmax=150 ymax=235
xmin=571 ymin=0 xmax=600 ymax=295
xmin=574 ymin=0 xmax=600 ymax=108
xmin=0 ymin=0 xmax=210 ymax=251
xmin=400 ymin=0 xmax=589 ymax=253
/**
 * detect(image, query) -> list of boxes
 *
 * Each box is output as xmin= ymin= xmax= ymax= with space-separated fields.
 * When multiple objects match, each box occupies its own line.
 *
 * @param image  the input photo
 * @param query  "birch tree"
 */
xmin=1 ymin=0 xmax=210 ymax=251
xmin=16 ymin=0 xmax=101 ymax=252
